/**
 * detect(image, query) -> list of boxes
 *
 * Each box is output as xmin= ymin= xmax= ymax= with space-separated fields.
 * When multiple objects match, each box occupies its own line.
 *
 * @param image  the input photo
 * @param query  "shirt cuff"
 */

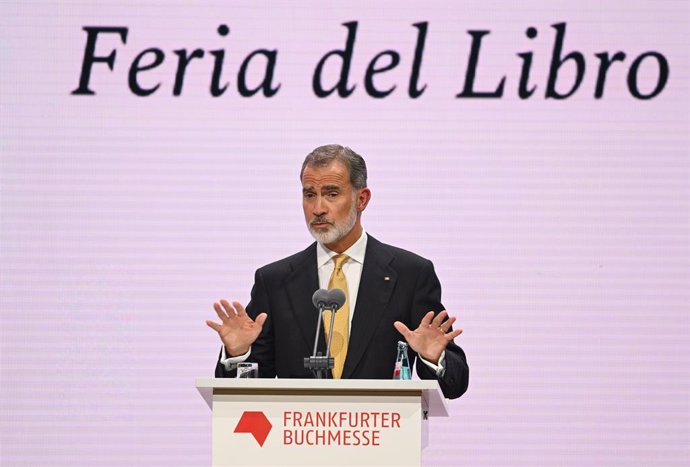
xmin=418 ymin=351 xmax=446 ymax=377
xmin=220 ymin=346 xmax=251 ymax=371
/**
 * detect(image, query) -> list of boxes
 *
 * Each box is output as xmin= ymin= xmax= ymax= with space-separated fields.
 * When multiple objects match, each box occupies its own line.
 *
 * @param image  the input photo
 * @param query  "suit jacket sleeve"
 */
xmin=411 ymin=259 xmax=469 ymax=400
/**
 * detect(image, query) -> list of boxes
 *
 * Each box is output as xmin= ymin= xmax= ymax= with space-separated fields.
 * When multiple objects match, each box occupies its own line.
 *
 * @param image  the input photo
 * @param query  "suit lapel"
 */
xmin=283 ymin=243 xmax=324 ymax=352
xmin=342 ymin=236 xmax=397 ymax=378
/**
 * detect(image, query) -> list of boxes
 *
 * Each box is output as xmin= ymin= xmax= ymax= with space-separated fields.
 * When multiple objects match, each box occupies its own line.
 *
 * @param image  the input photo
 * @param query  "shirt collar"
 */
xmin=316 ymin=229 xmax=368 ymax=268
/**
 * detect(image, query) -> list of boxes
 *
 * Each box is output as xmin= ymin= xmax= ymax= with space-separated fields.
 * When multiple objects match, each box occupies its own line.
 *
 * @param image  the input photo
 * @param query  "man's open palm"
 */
xmin=206 ymin=300 xmax=267 ymax=357
xmin=394 ymin=310 xmax=462 ymax=365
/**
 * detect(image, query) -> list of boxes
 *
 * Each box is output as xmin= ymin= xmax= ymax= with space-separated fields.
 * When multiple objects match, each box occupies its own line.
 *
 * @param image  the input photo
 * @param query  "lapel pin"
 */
xmin=384 ymin=276 xmax=390 ymax=281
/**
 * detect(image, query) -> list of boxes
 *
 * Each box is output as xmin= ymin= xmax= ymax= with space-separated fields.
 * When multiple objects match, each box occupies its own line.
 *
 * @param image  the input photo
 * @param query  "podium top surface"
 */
xmin=195 ymin=378 xmax=449 ymax=417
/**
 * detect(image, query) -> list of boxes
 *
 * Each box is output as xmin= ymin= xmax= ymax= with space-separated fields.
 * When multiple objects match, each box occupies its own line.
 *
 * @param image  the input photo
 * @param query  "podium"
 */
xmin=196 ymin=378 xmax=449 ymax=466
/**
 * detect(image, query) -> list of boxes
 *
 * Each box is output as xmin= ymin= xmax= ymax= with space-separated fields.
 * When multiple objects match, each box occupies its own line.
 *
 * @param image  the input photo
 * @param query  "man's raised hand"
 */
xmin=206 ymin=300 xmax=267 ymax=357
xmin=394 ymin=310 xmax=462 ymax=365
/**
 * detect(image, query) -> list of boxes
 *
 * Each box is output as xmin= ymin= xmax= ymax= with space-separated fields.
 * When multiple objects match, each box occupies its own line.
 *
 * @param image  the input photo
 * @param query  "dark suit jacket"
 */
xmin=215 ymin=235 xmax=469 ymax=399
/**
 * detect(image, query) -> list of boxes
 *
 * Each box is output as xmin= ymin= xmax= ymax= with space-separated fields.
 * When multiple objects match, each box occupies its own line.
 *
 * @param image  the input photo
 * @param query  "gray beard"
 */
xmin=308 ymin=204 xmax=358 ymax=246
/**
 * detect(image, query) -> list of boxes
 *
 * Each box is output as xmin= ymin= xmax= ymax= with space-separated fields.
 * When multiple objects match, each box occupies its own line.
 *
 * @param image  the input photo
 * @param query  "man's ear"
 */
xmin=358 ymin=188 xmax=371 ymax=212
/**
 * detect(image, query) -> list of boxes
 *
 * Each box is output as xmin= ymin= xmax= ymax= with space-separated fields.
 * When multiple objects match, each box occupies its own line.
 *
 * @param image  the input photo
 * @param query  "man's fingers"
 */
xmin=420 ymin=311 xmax=435 ymax=327
xmin=440 ymin=316 xmax=456 ymax=332
xmin=431 ymin=310 xmax=448 ymax=327
xmin=214 ymin=302 xmax=229 ymax=322
xmin=233 ymin=301 xmax=248 ymax=317
xmin=206 ymin=320 xmax=222 ymax=332
xmin=447 ymin=328 xmax=463 ymax=340
xmin=393 ymin=321 xmax=412 ymax=338
xmin=220 ymin=299 xmax=237 ymax=317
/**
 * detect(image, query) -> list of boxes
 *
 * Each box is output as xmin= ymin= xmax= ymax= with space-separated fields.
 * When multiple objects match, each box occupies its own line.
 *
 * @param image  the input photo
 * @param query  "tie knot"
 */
xmin=332 ymin=254 xmax=349 ymax=271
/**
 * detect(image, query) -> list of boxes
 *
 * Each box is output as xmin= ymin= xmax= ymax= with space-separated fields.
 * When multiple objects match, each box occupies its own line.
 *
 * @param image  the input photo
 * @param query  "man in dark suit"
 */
xmin=206 ymin=145 xmax=469 ymax=399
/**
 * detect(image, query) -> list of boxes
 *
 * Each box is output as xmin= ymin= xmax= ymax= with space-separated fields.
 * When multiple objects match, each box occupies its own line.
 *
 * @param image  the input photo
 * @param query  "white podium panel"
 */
xmin=196 ymin=379 xmax=448 ymax=467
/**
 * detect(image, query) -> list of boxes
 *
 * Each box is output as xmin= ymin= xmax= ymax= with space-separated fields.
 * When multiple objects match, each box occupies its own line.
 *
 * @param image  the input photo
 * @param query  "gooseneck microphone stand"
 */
xmin=304 ymin=290 xmax=333 ymax=378
xmin=304 ymin=289 xmax=344 ymax=379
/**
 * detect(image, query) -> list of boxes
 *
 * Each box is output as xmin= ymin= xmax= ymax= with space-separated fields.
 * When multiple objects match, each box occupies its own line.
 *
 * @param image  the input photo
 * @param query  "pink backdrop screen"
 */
xmin=1 ymin=1 xmax=688 ymax=465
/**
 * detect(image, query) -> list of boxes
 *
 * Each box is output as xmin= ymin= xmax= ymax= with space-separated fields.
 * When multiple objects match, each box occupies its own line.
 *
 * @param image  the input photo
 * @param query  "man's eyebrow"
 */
xmin=302 ymin=184 xmax=341 ymax=193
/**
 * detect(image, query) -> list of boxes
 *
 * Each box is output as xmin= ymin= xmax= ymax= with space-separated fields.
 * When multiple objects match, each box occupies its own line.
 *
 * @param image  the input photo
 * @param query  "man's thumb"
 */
xmin=255 ymin=313 xmax=268 ymax=327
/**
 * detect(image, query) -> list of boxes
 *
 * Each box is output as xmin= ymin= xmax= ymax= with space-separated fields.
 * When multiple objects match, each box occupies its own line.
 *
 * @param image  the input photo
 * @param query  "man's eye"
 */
xmin=327 ymin=192 xmax=339 ymax=198
xmin=304 ymin=192 xmax=315 ymax=198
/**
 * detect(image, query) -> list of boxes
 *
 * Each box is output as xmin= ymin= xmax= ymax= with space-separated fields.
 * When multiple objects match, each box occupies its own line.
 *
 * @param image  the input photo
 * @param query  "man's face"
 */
xmin=302 ymin=161 xmax=361 ymax=247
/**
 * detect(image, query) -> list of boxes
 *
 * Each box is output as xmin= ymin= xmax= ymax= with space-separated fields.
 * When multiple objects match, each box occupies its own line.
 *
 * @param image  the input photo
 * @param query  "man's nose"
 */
xmin=312 ymin=195 xmax=327 ymax=216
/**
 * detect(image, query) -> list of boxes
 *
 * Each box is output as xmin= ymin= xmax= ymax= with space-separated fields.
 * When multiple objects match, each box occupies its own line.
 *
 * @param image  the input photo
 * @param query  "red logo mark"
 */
xmin=234 ymin=411 xmax=272 ymax=447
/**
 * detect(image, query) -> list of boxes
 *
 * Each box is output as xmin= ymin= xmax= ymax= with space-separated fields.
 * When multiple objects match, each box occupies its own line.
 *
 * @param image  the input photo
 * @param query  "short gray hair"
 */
xmin=300 ymin=144 xmax=368 ymax=189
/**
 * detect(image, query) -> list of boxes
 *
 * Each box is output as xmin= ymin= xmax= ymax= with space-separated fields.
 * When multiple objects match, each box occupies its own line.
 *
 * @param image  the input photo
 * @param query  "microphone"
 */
xmin=305 ymin=288 xmax=335 ymax=378
xmin=327 ymin=288 xmax=346 ymax=311
xmin=311 ymin=289 xmax=330 ymax=309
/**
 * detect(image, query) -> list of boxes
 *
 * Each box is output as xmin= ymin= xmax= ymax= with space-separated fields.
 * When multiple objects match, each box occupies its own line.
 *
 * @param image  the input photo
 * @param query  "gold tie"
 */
xmin=324 ymin=254 xmax=350 ymax=379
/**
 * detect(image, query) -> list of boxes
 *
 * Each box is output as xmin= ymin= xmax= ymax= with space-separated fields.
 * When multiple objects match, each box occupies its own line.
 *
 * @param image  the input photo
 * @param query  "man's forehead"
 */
xmin=301 ymin=161 xmax=351 ymax=188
